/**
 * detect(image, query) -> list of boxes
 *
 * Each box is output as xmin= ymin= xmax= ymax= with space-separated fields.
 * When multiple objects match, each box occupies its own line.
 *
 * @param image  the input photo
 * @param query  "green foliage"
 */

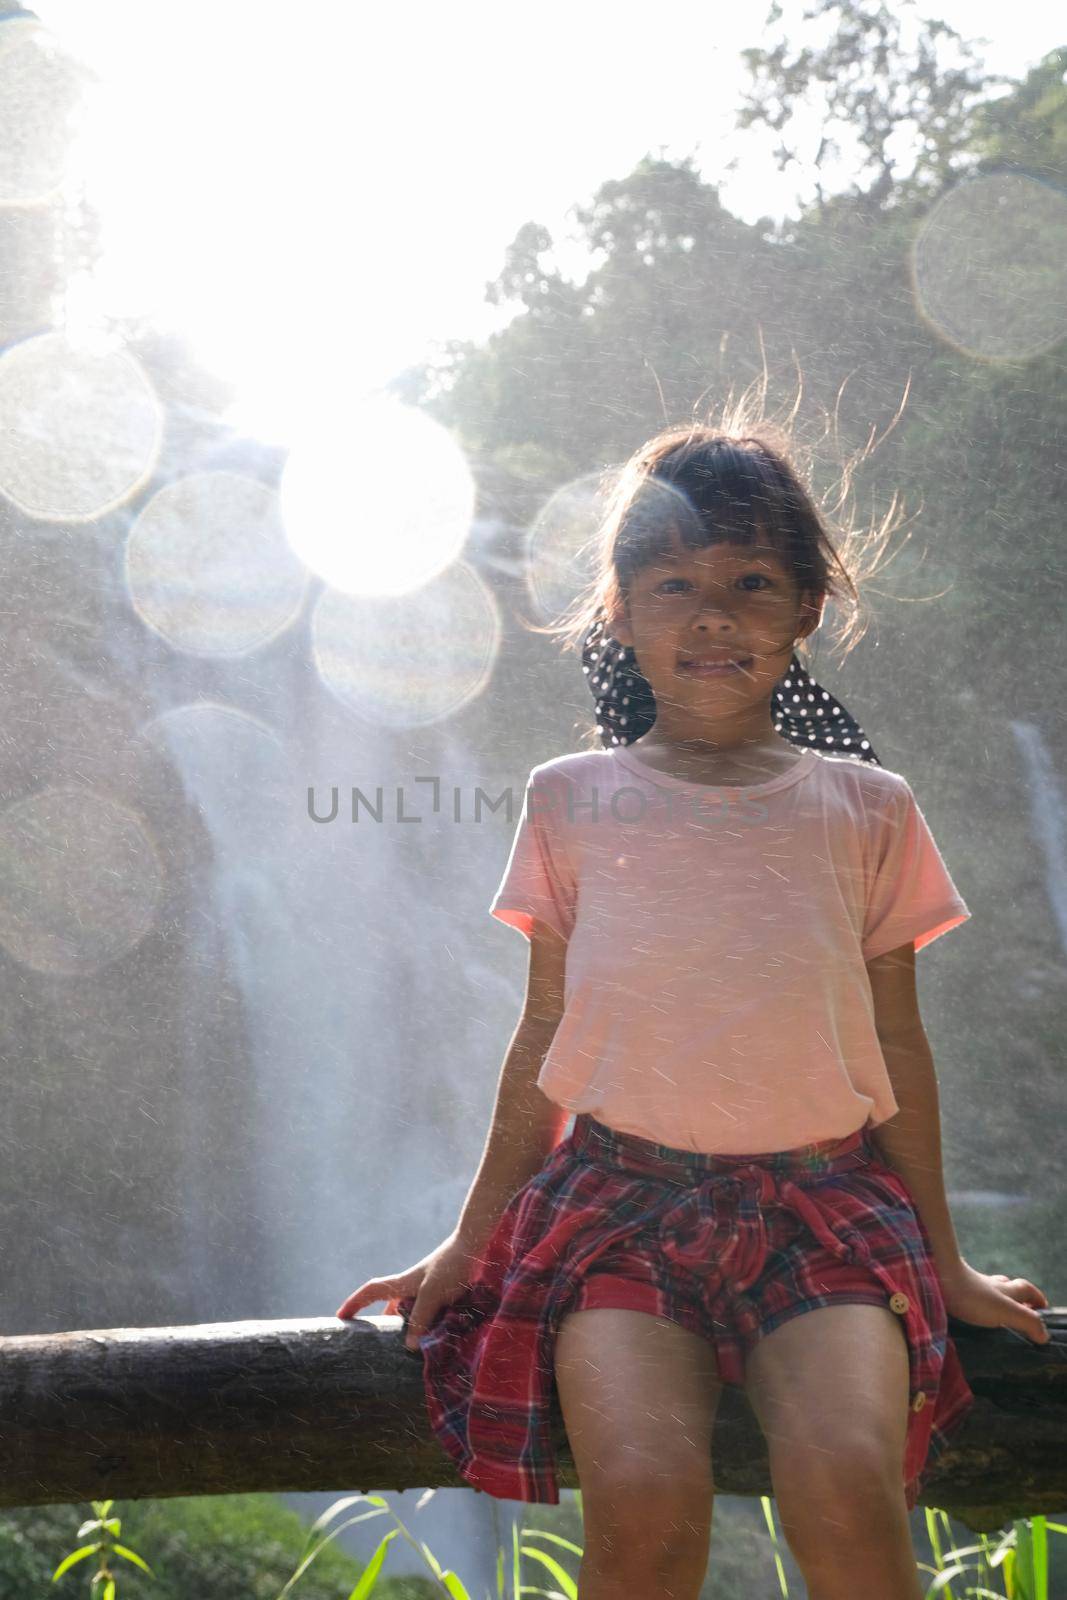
xmin=920 ymin=1508 xmax=1067 ymax=1600
xmin=8 ymin=1487 xmax=1067 ymax=1600
xmin=49 ymin=1499 xmax=153 ymax=1600
xmin=514 ymin=1502 xmax=1067 ymax=1600
xmin=966 ymin=47 xmax=1067 ymax=182
xmin=736 ymin=0 xmax=1005 ymax=209
xmin=0 ymin=1496 xmax=435 ymax=1600
xmin=274 ymin=1494 xmax=462 ymax=1600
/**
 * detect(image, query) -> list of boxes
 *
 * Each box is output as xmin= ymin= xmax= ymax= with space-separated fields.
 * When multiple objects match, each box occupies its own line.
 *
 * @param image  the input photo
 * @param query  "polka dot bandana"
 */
xmin=581 ymin=616 xmax=881 ymax=766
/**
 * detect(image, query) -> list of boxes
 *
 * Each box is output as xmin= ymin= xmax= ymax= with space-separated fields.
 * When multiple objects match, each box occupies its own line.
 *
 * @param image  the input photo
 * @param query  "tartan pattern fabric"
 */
xmin=386 ymin=1114 xmax=975 ymax=1510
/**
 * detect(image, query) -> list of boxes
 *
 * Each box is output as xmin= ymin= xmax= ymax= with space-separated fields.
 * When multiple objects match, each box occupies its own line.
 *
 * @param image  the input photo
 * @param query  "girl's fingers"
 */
xmin=999 ymin=1285 xmax=1052 ymax=1344
xmin=986 ymin=1275 xmax=1052 ymax=1343
xmin=336 ymin=1280 xmax=395 ymax=1319
xmin=1008 ymin=1278 xmax=1049 ymax=1307
xmin=992 ymin=1273 xmax=1050 ymax=1308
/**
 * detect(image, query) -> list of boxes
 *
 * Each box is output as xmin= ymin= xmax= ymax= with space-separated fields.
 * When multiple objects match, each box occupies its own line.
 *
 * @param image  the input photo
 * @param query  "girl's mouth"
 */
xmin=677 ymin=655 xmax=753 ymax=678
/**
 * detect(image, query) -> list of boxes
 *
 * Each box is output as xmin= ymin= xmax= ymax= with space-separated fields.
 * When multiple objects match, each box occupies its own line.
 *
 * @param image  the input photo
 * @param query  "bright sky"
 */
xmin=24 ymin=0 xmax=1066 ymax=445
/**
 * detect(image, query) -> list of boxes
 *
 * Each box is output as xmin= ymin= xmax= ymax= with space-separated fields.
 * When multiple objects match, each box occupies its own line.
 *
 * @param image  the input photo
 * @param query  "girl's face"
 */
xmin=606 ymin=533 xmax=823 ymax=745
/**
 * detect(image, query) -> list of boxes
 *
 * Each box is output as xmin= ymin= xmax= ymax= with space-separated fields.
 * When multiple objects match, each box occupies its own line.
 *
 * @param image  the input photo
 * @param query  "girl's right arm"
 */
xmin=453 ymin=915 xmax=572 ymax=1249
xmin=334 ymin=918 xmax=571 ymax=1333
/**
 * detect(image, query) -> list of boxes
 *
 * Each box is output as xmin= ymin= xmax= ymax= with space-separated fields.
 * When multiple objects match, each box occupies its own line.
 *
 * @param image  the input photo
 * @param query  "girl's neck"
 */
xmin=626 ymin=732 xmax=804 ymax=785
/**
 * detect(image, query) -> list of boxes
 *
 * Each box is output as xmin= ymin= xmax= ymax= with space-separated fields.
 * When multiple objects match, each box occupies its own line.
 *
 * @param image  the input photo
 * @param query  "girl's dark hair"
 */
xmin=524 ymin=378 xmax=911 ymax=750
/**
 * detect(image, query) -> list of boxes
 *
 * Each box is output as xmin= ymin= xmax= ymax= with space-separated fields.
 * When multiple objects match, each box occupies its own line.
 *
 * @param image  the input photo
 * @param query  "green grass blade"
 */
xmin=347 ymin=1529 xmax=399 ymax=1600
xmin=519 ymin=1547 xmax=577 ymax=1600
xmin=513 ymin=1518 xmax=521 ymax=1600
xmin=926 ymin=1564 xmax=968 ymax=1594
xmin=518 ymin=1531 xmax=583 ymax=1558
xmin=1015 ymin=1519 xmax=1035 ymax=1600
xmin=275 ymin=1511 xmax=389 ymax=1598
xmin=418 ymin=1539 xmax=446 ymax=1580
xmin=1032 ymin=1517 xmax=1049 ymax=1600
xmin=300 ymin=1495 xmax=388 ymax=1559
xmin=760 ymin=1495 xmax=790 ymax=1597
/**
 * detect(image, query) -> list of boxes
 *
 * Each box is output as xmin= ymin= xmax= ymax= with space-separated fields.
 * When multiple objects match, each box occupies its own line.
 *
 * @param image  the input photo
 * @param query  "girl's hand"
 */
xmin=334 ymin=1231 xmax=481 ymax=1350
xmin=939 ymin=1259 xmax=1052 ymax=1346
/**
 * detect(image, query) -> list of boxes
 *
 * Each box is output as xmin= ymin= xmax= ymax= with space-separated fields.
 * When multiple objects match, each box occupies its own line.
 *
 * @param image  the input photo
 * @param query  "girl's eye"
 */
xmin=656 ymin=574 xmax=772 ymax=594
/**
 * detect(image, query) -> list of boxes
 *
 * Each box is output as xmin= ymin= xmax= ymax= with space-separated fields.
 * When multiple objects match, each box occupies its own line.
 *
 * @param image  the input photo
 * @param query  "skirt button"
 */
xmin=889 ymin=1292 xmax=910 ymax=1315
xmin=911 ymin=1391 xmax=927 ymax=1412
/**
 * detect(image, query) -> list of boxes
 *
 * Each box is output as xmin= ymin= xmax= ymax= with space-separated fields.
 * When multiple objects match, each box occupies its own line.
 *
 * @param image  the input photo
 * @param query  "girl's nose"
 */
xmin=691 ymin=604 xmax=740 ymax=631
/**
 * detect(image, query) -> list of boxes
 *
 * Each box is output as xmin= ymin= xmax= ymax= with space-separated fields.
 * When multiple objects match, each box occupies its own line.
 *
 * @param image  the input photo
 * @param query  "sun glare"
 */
xmin=278 ymin=394 xmax=476 ymax=597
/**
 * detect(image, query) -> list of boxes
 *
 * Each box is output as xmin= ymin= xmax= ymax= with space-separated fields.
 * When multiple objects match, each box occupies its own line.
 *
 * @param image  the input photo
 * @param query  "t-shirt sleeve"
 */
xmin=489 ymin=769 xmax=577 ymax=943
xmin=862 ymin=778 xmax=971 ymax=962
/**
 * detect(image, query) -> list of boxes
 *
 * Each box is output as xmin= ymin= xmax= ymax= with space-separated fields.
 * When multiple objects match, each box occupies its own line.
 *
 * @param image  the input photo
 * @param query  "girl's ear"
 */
xmin=795 ymin=591 xmax=825 ymax=644
xmin=604 ymin=603 xmax=634 ymax=650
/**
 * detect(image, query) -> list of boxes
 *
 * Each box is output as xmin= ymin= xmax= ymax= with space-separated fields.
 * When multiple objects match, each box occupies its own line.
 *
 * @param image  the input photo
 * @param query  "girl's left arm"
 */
xmin=867 ymin=941 xmax=1051 ymax=1347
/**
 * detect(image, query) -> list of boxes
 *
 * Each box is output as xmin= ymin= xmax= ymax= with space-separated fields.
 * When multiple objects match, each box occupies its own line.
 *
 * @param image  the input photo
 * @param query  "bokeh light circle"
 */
xmin=0 ymin=782 xmax=165 ymax=976
xmin=524 ymin=469 xmax=614 ymax=623
xmin=913 ymin=172 xmax=1067 ymax=362
xmin=311 ymin=561 xmax=501 ymax=727
xmin=125 ymin=471 xmax=310 ymax=657
xmin=140 ymin=701 xmax=297 ymax=826
xmin=0 ymin=331 xmax=163 ymax=520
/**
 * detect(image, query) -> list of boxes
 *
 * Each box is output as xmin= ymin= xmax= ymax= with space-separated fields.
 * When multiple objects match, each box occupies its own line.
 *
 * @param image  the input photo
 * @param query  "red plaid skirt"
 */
xmin=386 ymin=1113 xmax=975 ymax=1510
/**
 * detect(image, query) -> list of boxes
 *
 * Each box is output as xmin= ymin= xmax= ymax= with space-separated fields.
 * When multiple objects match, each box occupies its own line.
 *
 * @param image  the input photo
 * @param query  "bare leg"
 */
xmin=554 ymin=1306 xmax=723 ymax=1600
xmin=744 ymin=1302 xmax=924 ymax=1600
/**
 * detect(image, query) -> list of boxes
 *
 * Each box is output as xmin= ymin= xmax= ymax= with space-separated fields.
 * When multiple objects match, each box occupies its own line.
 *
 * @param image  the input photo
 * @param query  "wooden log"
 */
xmin=0 ymin=1312 xmax=1063 ymax=1533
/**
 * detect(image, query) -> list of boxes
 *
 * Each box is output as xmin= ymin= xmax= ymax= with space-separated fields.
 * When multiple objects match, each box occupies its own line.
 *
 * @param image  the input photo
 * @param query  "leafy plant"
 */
xmin=919 ymin=1509 xmax=1065 ymax=1600
xmin=35 ymin=1485 xmax=1066 ymax=1598
xmin=51 ymin=1500 xmax=153 ymax=1600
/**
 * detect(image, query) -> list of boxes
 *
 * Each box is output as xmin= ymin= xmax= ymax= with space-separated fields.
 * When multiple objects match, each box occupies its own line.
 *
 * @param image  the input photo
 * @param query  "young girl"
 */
xmin=336 ymin=419 xmax=1051 ymax=1600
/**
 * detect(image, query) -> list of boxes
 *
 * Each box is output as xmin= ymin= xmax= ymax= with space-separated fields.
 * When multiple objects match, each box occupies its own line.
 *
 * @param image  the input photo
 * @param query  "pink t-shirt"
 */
xmin=489 ymin=745 xmax=970 ymax=1154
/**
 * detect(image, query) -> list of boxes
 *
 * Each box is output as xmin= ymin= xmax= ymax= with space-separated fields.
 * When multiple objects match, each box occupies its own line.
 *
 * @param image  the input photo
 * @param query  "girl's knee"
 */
xmin=773 ymin=1443 xmax=907 ymax=1550
xmin=581 ymin=1471 xmax=714 ymax=1566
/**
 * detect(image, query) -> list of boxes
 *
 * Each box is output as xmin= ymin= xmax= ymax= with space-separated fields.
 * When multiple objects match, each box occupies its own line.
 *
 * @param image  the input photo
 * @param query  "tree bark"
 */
xmin=1 ymin=1313 xmax=1063 ymax=1533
